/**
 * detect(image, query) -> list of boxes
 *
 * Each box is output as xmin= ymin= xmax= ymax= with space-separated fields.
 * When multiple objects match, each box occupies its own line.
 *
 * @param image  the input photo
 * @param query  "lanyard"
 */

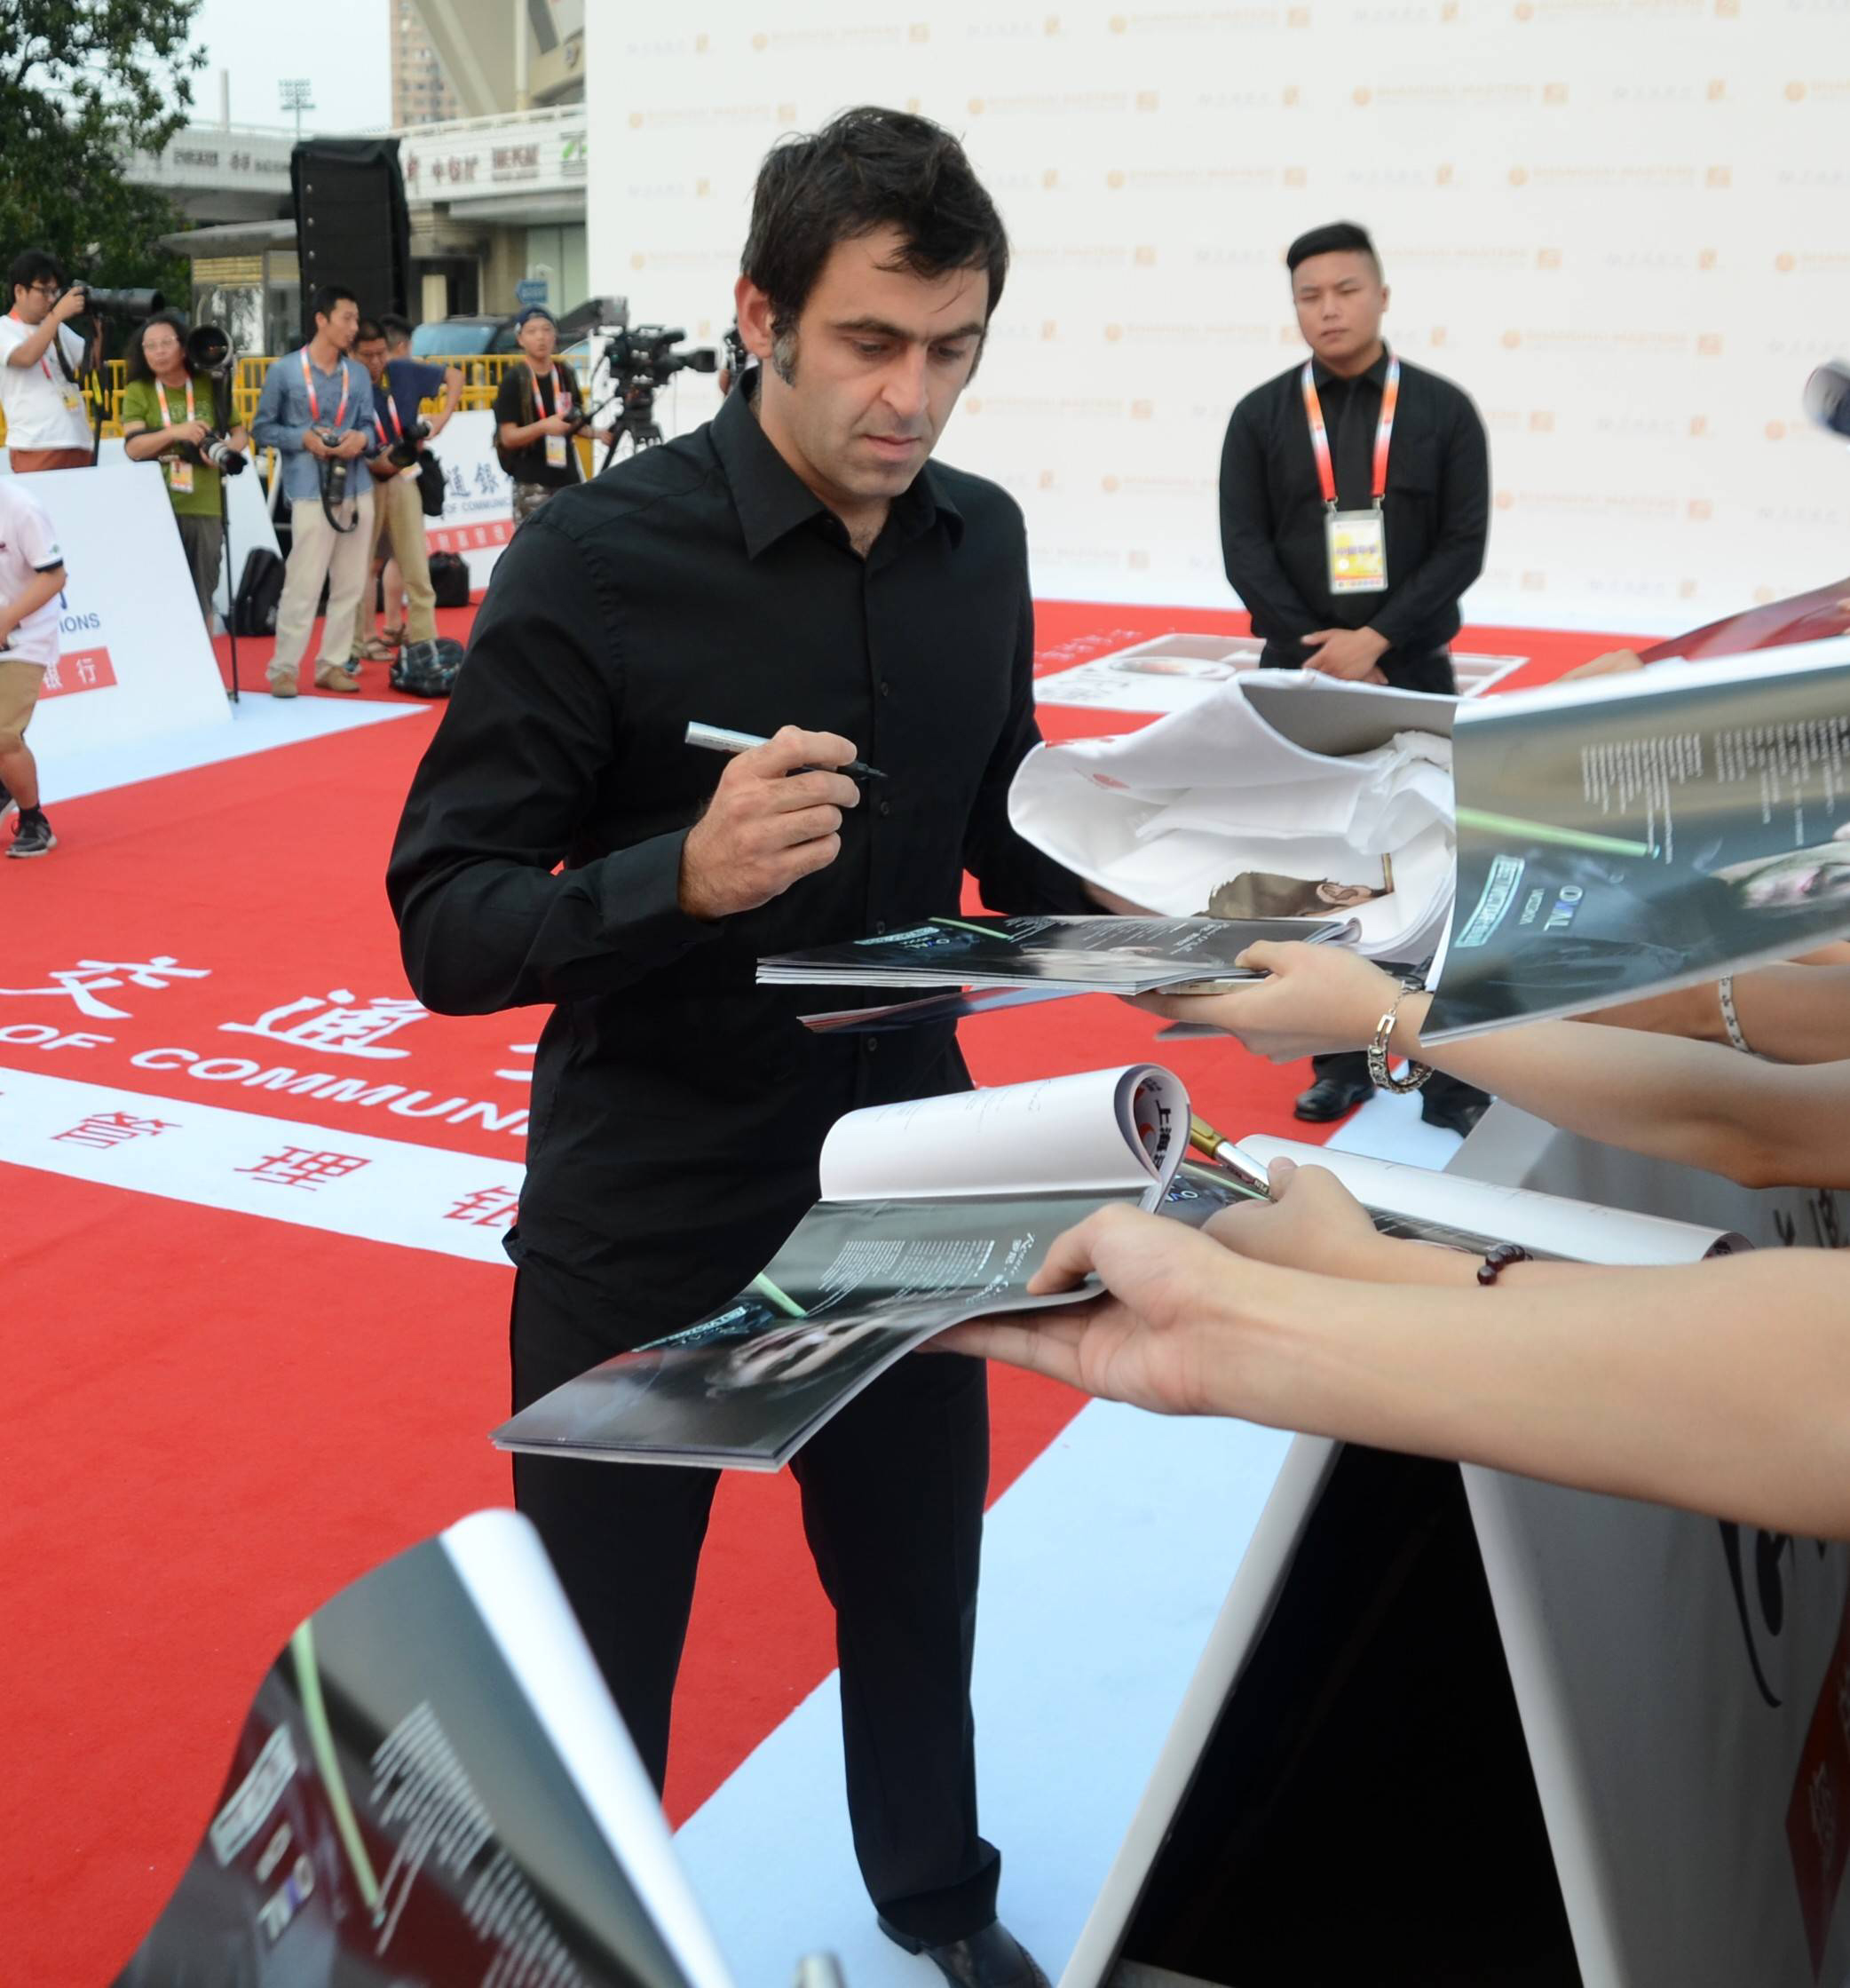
xmin=373 ymin=395 xmax=404 ymax=446
xmin=300 ymin=351 xmax=350 ymax=429
xmin=1301 ymin=354 xmax=1400 ymax=511
xmin=8 ymin=308 xmax=62 ymax=384
xmin=154 ymin=376 xmax=195 ymax=430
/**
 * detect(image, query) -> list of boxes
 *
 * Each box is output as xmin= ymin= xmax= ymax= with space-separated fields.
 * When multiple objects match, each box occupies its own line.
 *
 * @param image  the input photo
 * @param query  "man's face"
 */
xmin=1293 ymin=250 xmax=1388 ymax=369
xmin=739 ymin=225 xmax=989 ymax=517
xmin=12 ymin=276 xmax=59 ymax=325
xmin=319 ymin=298 xmax=360 ymax=352
xmin=355 ymin=336 xmax=388 ymax=384
xmin=518 ymin=316 xmax=557 ymax=361
xmin=140 ymin=321 xmax=183 ymax=376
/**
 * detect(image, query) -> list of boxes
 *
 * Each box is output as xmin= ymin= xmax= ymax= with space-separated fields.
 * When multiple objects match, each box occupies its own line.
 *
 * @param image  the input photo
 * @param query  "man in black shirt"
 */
xmin=389 ymin=108 xmax=1083 ymax=1988
xmin=1219 ymin=220 xmax=1491 ymax=1135
xmin=491 ymin=306 xmax=612 ymax=523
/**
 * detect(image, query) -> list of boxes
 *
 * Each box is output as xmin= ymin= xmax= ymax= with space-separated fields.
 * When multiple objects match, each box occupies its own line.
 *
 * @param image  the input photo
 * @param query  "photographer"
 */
xmin=1 ymin=249 xmax=99 ymax=472
xmin=350 ymin=316 xmax=459 ymax=672
xmin=250 ymin=285 xmax=378 ymax=698
xmin=492 ymin=305 xmax=613 ymax=523
xmin=120 ymin=312 xmax=250 ymax=630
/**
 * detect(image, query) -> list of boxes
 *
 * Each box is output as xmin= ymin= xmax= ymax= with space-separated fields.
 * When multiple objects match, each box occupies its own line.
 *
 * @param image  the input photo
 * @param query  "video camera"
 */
xmin=1805 ymin=361 xmax=1850 ymax=441
xmin=589 ymin=298 xmax=717 ymax=390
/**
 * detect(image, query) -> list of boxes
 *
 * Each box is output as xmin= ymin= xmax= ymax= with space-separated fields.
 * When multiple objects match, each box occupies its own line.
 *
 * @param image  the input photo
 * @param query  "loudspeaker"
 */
xmin=290 ymin=139 xmax=413 ymax=336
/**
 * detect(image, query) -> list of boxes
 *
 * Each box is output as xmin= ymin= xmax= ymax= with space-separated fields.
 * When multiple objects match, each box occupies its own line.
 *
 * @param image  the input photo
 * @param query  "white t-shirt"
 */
xmin=0 ymin=477 xmax=66 ymax=666
xmin=0 ymin=313 xmax=93 ymax=451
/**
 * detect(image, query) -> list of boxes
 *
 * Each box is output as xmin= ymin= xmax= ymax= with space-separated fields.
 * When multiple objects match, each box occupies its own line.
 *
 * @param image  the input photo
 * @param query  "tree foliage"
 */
xmin=0 ymin=0 xmax=208 ymax=299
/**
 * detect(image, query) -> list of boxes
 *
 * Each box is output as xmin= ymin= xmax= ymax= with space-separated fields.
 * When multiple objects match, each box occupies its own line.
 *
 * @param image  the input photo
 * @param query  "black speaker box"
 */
xmin=290 ymin=139 xmax=413 ymax=335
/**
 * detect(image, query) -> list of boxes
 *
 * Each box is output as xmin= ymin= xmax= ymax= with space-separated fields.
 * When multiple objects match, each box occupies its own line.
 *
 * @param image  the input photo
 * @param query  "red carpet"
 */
xmin=2 ymin=594 xmax=1618 ymax=1976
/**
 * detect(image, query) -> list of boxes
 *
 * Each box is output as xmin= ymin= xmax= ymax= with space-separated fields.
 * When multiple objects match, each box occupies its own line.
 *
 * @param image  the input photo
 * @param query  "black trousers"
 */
xmin=1259 ymin=642 xmax=1490 ymax=1121
xmin=509 ymin=1265 xmax=1001 ymax=1944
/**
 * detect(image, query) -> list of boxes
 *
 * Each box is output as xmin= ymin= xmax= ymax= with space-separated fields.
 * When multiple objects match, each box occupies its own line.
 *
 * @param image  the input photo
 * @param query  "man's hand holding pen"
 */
xmin=678 ymin=725 xmax=864 ymax=920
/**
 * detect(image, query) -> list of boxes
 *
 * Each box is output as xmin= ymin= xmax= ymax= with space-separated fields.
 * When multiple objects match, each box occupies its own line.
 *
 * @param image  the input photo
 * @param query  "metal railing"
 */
xmin=0 ymin=352 xmax=525 ymax=446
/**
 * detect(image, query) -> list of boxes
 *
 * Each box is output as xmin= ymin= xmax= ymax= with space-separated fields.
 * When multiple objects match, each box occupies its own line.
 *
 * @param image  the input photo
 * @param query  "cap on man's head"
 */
xmin=516 ymin=305 xmax=557 ymax=328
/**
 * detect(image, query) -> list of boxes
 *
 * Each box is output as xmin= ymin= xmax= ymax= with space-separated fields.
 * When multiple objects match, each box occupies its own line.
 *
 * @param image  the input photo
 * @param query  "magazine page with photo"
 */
xmin=1427 ymin=643 xmax=1850 ymax=1041
xmin=494 ymin=1067 xmax=1188 ymax=1471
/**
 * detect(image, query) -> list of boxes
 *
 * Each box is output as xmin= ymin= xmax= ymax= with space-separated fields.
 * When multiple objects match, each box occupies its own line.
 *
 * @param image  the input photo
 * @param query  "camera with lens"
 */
xmin=387 ymin=416 xmax=432 ymax=470
xmin=315 ymin=426 xmax=352 ymax=508
xmin=59 ymin=282 xmax=165 ymax=321
xmin=610 ymin=321 xmax=719 ymax=387
xmin=178 ymin=430 xmax=249 ymax=477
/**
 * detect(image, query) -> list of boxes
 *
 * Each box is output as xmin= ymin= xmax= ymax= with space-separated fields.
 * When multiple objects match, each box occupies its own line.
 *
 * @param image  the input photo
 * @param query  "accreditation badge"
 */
xmin=544 ymin=433 xmax=569 ymax=470
xmin=1325 ymin=506 xmax=1388 ymax=595
xmin=167 ymin=456 xmax=194 ymax=495
xmin=61 ymin=385 xmax=85 ymax=414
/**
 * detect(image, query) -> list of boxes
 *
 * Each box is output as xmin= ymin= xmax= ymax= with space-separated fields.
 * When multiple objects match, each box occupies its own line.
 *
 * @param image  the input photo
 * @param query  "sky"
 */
xmin=187 ymin=0 xmax=393 ymax=136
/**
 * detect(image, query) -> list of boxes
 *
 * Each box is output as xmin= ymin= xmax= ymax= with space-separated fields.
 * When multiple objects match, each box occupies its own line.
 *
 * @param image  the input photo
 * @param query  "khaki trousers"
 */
xmin=351 ymin=467 xmax=438 ymax=652
xmin=270 ymin=490 xmax=376 ymax=684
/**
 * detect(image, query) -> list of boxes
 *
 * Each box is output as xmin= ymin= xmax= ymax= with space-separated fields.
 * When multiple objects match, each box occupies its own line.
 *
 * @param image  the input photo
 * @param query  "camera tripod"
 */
xmin=578 ymin=376 xmax=668 ymax=472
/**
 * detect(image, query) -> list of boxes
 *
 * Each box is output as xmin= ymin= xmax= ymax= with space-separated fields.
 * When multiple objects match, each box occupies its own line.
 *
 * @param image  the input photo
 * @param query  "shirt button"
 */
xmin=880 ymin=680 xmax=892 ymax=698
xmin=866 ymin=1037 xmax=879 ymax=1054
xmin=879 ymin=799 xmax=892 ymax=818
xmin=874 ymin=920 xmax=887 ymax=934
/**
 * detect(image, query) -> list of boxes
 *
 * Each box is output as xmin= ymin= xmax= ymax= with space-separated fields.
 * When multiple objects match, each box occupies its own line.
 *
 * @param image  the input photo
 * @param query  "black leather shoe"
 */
xmin=876 ymin=1916 xmax=1051 ymax=1988
xmin=1293 ymin=1067 xmax=1375 ymax=1122
xmin=1420 ymin=1085 xmax=1490 ymax=1138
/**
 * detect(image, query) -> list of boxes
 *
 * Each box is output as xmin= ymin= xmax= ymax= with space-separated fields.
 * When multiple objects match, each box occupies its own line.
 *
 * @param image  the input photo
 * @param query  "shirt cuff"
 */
xmin=592 ymin=828 xmax=726 ymax=971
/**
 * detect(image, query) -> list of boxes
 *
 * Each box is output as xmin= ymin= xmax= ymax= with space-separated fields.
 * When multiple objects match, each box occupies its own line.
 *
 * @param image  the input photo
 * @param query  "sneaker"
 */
xmin=8 ymin=808 xmax=56 ymax=859
xmin=312 ymin=663 xmax=361 ymax=693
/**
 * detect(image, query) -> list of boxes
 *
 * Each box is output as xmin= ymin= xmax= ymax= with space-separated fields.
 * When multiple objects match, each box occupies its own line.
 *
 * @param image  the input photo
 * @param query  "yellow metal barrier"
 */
xmin=1 ymin=352 xmax=524 ymax=447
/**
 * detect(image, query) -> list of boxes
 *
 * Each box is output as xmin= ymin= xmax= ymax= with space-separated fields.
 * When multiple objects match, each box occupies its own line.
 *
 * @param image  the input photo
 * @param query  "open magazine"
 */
xmin=1638 ymin=576 xmax=1850 ymax=665
xmin=494 ymin=1066 xmax=1188 ymax=1472
xmin=1425 ymin=643 xmax=1850 ymax=1041
xmin=114 ymin=1510 xmax=736 ymax=1988
xmin=777 ymin=915 xmax=1356 ymax=1035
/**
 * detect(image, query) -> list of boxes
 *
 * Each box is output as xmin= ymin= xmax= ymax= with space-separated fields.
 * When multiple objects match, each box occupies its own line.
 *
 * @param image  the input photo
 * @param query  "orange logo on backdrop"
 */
xmin=1502 ymin=329 xmax=1522 ymax=348
xmin=1679 ymin=580 xmax=1699 ymax=598
xmin=1522 ymin=572 xmax=1546 ymax=591
xmin=1284 ymin=84 xmax=1301 ymax=105
xmin=1690 ymin=416 xmax=1709 ymax=436
xmin=1530 ymin=411 xmax=1554 ymax=432
xmin=1046 ymin=15 xmax=1063 ymax=34
xmin=1688 ymin=500 xmax=1714 ymax=520
xmin=1105 ymin=324 xmax=1124 ymax=342
xmin=1544 ymin=83 xmax=1568 ymax=103
xmin=1435 ymin=162 xmax=1454 ymax=185
xmin=1707 ymin=78 xmax=1725 ymax=99
xmin=695 ymin=33 xmax=709 ymax=51
xmin=1137 ymin=91 xmax=1159 ymax=111
xmin=752 ymin=31 xmax=767 ymax=49
xmin=1135 ymin=246 xmax=1157 ymax=265
xmin=1707 ymin=165 xmax=1732 ymax=186
xmin=1430 ymin=327 xmax=1448 ymax=345
xmin=1697 ymin=333 xmax=1724 ymax=355
xmin=1129 ymin=550 xmax=1151 ymax=571
xmin=1287 ymin=7 xmax=1311 ymax=24
xmin=1131 ymin=400 xmax=1153 ymax=420
xmin=1496 ymin=490 xmax=1514 ymax=510
xmin=1788 ymin=81 xmax=1807 ymax=100
xmin=1777 ymin=252 xmax=1797 ymax=272
xmin=1538 ymin=248 xmax=1562 ymax=269
xmin=695 ymin=178 xmax=710 ymax=196
xmin=1041 ymin=321 xmax=1059 ymax=339
xmin=1107 ymin=169 xmax=1126 ymax=189
xmin=909 ymin=22 xmax=929 ymax=40
xmin=1767 ymin=422 xmax=1788 ymax=440
xmin=1354 ymin=86 xmax=1372 ymax=105
xmin=1509 ymin=166 xmax=1530 ymax=186
xmin=1285 ymin=165 xmax=1308 ymax=186
xmin=1698 ymin=248 xmax=1719 ymax=270
xmin=1103 ymin=475 xmax=1121 ymax=493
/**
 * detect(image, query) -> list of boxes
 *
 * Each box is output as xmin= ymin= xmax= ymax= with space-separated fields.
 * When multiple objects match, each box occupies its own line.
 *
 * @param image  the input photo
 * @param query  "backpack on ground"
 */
xmin=231 ymin=548 xmax=286 ymax=637
xmin=428 ymin=550 xmax=470 ymax=609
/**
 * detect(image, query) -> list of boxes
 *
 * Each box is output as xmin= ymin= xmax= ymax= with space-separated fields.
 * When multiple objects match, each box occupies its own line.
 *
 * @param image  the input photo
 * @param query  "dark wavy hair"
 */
xmin=123 ymin=310 xmax=194 ymax=384
xmin=741 ymin=106 xmax=1008 ymax=375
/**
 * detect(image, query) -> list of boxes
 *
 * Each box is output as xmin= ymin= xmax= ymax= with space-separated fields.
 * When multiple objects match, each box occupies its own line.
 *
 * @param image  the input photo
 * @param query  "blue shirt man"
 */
xmin=252 ymin=335 xmax=377 ymax=503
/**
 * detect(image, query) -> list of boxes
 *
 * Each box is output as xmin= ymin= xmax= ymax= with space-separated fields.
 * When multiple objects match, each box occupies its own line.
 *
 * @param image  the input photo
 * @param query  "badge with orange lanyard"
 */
xmin=1301 ymin=354 xmax=1400 ymax=595
xmin=155 ymin=375 xmax=197 ymax=495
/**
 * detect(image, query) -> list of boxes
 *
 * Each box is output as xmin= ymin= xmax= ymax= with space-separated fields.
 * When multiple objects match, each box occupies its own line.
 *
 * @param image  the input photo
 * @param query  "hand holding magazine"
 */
xmin=494 ymin=1066 xmax=1189 ymax=1472
xmin=765 ymin=912 xmax=1357 ymax=1034
xmin=1427 ymin=641 xmax=1850 ymax=1041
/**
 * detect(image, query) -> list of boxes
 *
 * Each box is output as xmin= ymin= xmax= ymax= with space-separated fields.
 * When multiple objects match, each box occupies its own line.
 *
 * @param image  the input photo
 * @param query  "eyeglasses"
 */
xmin=27 ymin=282 xmax=59 ymax=297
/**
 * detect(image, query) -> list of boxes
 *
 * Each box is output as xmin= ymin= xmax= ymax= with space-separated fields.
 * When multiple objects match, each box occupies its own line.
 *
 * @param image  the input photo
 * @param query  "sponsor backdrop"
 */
xmin=582 ymin=4 xmax=1850 ymax=636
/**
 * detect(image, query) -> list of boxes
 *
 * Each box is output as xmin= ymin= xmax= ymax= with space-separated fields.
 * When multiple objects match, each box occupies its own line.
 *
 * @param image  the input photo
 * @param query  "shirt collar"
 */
xmin=710 ymin=372 xmax=964 ymax=559
xmin=1310 ymin=343 xmax=1393 ymax=391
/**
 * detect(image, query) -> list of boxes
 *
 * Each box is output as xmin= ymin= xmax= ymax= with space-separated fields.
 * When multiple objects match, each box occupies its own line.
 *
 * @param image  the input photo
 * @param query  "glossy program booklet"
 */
xmin=782 ymin=915 xmax=1356 ymax=1035
xmin=113 ymin=1510 xmax=735 ymax=1988
xmin=1426 ymin=643 xmax=1850 ymax=1041
xmin=494 ymin=1066 xmax=1187 ymax=1472
xmin=1638 ymin=576 xmax=1850 ymax=664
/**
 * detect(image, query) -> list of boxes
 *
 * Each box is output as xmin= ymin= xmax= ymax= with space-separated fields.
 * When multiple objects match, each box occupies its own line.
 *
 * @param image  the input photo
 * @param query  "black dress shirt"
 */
xmin=388 ymin=378 xmax=1088 ymax=1322
xmin=1218 ymin=346 xmax=1490 ymax=676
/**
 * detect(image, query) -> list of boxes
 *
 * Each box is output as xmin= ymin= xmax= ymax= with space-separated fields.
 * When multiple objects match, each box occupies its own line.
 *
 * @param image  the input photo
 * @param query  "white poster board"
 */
xmin=423 ymin=408 xmax=516 ymax=596
xmin=0 ymin=462 xmax=230 ymax=757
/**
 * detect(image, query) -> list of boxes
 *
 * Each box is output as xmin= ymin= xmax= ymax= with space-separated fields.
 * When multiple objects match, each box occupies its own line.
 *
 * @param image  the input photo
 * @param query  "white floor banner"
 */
xmin=423 ymin=408 xmax=516 ymax=596
xmin=3 ymin=462 xmax=230 ymax=759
